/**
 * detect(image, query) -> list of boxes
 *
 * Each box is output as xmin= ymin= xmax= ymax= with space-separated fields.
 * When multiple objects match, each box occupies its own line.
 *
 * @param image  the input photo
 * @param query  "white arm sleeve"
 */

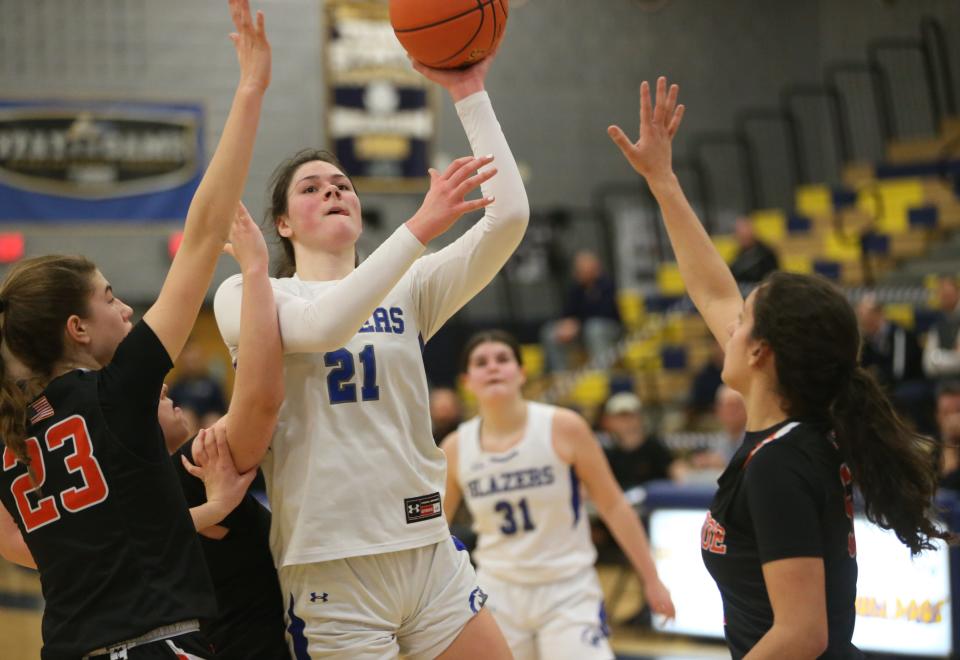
xmin=214 ymin=224 xmax=425 ymax=355
xmin=923 ymin=330 xmax=960 ymax=377
xmin=411 ymin=90 xmax=529 ymax=342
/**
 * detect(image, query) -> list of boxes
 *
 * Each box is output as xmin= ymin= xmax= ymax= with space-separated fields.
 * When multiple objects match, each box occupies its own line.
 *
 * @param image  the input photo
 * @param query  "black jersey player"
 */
xmin=609 ymin=76 xmax=950 ymax=658
xmin=0 ymin=1 xmax=271 ymax=657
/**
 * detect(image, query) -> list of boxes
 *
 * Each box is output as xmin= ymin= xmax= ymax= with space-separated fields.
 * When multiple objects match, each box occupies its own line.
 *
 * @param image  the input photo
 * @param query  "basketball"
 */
xmin=390 ymin=0 xmax=509 ymax=70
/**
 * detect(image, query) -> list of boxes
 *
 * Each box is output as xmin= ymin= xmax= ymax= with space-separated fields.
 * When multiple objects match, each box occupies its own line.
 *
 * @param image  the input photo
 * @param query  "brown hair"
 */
xmin=751 ymin=271 xmax=948 ymax=554
xmin=459 ymin=330 xmax=524 ymax=374
xmin=264 ymin=149 xmax=357 ymax=278
xmin=0 ymin=256 xmax=97 ymax=472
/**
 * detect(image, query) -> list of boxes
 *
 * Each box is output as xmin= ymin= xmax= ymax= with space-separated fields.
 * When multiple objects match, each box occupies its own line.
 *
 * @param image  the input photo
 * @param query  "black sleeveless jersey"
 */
xmin=0 ymin=321 xmax=216 ymax=660
xmin=174 ymin=438 xmax=288 ymax=659
xmin=700 ymin=420 xmax=862 ymax=659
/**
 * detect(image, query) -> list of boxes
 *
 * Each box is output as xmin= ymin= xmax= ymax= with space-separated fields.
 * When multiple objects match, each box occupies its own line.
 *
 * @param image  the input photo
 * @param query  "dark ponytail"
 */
xmin=752 ymin=272 xmax=949 ymax=555
xmin=832 ymin=367 xmax=946 ymax=554
xmin=0 ymin=327 xmax=31 ymax=472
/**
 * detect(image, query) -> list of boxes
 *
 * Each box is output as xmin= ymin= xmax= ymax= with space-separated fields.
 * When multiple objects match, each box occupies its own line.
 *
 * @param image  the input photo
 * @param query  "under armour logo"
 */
xmin=310 ymin=592 xmax=329 ymax=603
xmin=407 ymin=503 xmax=420 ymax=515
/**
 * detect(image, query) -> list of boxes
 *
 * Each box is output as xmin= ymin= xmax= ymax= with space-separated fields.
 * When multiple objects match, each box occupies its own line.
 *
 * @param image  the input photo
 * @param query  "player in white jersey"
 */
xmin=213 ymin=53 xmax=526 ymax=658
xmin=442 ymin=331 xmax=676 ymax=660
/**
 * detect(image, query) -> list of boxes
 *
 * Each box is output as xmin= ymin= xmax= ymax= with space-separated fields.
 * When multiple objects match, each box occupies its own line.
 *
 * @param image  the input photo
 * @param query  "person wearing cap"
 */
xmin=598 ymin=391 xmax=685 ymax=490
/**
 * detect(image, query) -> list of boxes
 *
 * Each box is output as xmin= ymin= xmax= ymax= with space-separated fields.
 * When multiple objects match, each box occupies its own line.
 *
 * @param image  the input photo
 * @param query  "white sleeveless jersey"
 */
xmin=214 ymin=91 xmax=528 ymax=568
xmin=457 ymin=402 xmax=597 ymax=584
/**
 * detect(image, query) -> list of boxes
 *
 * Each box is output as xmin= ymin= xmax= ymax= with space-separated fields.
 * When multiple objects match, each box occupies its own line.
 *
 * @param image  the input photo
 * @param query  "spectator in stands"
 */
xmin=429 ymin=386 xmax=463 ymax=445
xmin=729 ymin=216 xmax=779 ymax=284
xmin=923 ymin=275 xmax=960 ymax=381
xmin=540 ymin=249 xmax=622 ymax=372
xmin=170 ymin=339 xmax=228 ymax=434
xmin=597 ymin=391 xmax=684 ymax=488
xmin=690 ymin=385 xmax=747 ymax=471
xmin=934 ymin=381 xmax=960 ymax=491
xmin=685 ymin=342 xmax=725 ymax=428
xmin=857 ymin=292 xmax=933 ymax=432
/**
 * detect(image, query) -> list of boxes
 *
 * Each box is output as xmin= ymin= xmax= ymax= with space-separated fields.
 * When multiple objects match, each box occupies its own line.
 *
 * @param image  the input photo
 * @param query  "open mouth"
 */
xmin=326 ymin=206 xmax=349 ymax=216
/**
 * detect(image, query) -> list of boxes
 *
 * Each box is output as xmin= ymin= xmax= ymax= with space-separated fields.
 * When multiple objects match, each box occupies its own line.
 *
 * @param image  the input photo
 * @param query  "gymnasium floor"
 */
xmin=0 ymin=559 xmax=727 ymax=659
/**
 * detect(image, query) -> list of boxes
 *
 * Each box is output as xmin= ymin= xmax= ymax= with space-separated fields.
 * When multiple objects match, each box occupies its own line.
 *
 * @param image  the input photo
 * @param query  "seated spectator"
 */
xmin=857 ymin=292 xmax=932 ymax=432
xmin=924 ymin=275 xmax=960 ymax=381
xmin=540 ymin=250 xmax=622 ymax=371
xmin=597 ymin=391 xmax=683 ymax=488
xmin=429 ymin=386 xmax=463 ymax=445
xmin=935 ymin=382 xmax=960 ymax=491
xmin=689 ymin=385 xmax=747 ymax=472
xmin=169 ymin=339 xmax=228 ymax=434
xmin=729 ymin=216 xmax=779 ymax=284
xmin=685 ymin=342 xmax=725 ymax=428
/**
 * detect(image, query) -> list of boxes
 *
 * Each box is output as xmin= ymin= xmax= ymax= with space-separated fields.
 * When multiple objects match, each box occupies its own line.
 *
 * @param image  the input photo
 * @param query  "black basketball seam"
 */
xmin=488 ymin=0 xmax=499 ymax=51
xmin=431 ymin=0 xmax=487 ymax=66
xmin=497 ymin=0 xmax=508 ymax=20
xmin=393 ymin=0 xmax=496 ymax=34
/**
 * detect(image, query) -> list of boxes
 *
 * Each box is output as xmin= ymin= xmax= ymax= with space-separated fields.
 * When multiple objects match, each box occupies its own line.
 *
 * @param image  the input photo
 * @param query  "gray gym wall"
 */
xmin=0 ymin=0 xmax=957 ymax=310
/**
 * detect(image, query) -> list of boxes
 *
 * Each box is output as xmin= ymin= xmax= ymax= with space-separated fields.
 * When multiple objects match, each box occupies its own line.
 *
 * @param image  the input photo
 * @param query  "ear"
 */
xmin=276 ymin=215 xmax=293 ymax=239
xmin=64 ymin=314 xmax=91 ymax=346
xmin=748 ymin=340 xmax=770 ymax=368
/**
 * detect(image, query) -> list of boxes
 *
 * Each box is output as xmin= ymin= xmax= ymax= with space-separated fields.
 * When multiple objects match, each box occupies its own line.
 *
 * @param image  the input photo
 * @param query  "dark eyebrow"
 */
xmin=295 ymin=173 xmax=350 ymax=186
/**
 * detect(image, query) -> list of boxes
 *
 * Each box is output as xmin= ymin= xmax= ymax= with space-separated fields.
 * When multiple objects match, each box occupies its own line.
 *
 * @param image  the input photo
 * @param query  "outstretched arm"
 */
xmin=608 ymin=77 xmax=741 ymax=347
xmin=553 ymin=409 xmax=675 ymax=620
xmin=144 ymin=0 xmax=270 ymax=362
xmin=181 ymin=425 xmax=257 ymax=532
xmin=407 ymin=55 xmax=530 ymax=342
xmin=215 ymin=156 xmax=499 ymax=354
xmin=220 ymin=204 xmax=283 ymax=471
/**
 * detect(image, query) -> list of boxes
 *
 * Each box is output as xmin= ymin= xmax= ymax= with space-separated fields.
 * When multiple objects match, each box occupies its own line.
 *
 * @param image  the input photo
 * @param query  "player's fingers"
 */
xmin=652 ymin=76 xmax=667 ymax=125
xmin=255 ymin=9 xmax=265 ymax=36
xmin=663 ymin=83 xmax=679 ymax=119
xmin=455 ymin=196 xmax=495 ymax=215
xmin=639 ymin=81 xmax=652 ymax=129
xmin=453 ymin=166 xmax=497 ymax=198
xmin=441 ymin=156 xmax=475 ymax=180
xmin=223 ymin=243 xmax=236 ymax=258
xmin=448 ymin=155 xmax=494 ymax=188
xmin=667 ymin=105 xmax=686 ymax=138
xmin=607 ymin=125 xmax=635 ymax=156
xmin=181 ymin=454 xmax=203 ymax=479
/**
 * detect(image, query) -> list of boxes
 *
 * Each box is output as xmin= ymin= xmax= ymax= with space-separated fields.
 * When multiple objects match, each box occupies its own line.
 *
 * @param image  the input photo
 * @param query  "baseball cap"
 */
xmin=604 ymin=391 xmax=642 ymax=415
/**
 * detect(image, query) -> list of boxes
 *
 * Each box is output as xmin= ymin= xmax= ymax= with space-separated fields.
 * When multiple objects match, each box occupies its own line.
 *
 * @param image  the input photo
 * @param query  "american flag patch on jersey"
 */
xmin=29 ymin=396 xmax=54 ymax=425
xmin=404 ymin=492 xmax=442 ymax=524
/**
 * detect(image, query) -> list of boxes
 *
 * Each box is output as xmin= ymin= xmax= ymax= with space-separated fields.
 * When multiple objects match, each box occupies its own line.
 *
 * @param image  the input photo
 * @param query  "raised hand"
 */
xmin=608 ymin=76 xmax=685 ymax=185
xmin=409 ymin=52 xmax=496 ymax=103
xmin=223 ymin=202 xmax=268 ymax=274
xmin=182 ymin=424 xmax=257 ymax=518
xmin=228 ymin=0 xmax=271 ymax=92
xmin=405 ymin=155 xmax=498 ymax=244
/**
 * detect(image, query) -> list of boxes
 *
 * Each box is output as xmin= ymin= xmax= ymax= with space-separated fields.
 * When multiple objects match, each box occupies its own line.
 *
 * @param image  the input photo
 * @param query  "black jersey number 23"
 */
xmin=2 ymin=415 xmax=108 ymax=533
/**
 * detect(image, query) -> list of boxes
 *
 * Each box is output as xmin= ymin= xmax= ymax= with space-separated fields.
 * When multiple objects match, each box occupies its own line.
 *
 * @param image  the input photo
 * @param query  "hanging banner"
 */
xmin=324 ymin=0 xmax=435 ymax=192
xmin=0 ymin=99 xmax=203 ymax=222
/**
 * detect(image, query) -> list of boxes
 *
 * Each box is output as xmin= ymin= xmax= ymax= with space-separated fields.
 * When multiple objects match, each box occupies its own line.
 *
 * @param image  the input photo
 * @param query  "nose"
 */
xmin=120 ymin=300 xmax=133 ymax=321
xmin=323 ymin=184 xmax=341 ymax=200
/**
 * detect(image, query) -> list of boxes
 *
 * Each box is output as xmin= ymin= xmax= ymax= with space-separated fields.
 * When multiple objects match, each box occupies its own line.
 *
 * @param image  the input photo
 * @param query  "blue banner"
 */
xmin=0 ymin=99 xmax=203 ymax=222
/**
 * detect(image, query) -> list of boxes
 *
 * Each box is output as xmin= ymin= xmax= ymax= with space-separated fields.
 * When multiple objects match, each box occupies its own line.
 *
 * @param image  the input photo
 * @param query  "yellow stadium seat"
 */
xmin=751 ymin=209 xmax=786 ymax=244
xmin=570 ymin=371 xmax=610 ymax=408
xmin=520 ymin=344 xmax=545 ymax=379
xmin=856 ymin=179 xmax=924 ymax=234
xmin=824 ymin=231 xmax=862 ymax=261
xmin=656 ymin=262 xmax=686 ymax=295
xmin=616 ymin=289 xmax=645 ymax=332
xmin=782 ymin=254 xmax=813 ymax=274
xmin=623 ymin=338 xmax=661 ymax=371
xmin=883 ymin=304 xmax=915 ymax=330
xmin=796 ymin=185 xmax=832 ymax=217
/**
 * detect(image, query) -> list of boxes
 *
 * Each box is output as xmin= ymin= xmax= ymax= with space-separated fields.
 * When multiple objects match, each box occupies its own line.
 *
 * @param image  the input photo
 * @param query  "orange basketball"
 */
xmin=390 ymin=0 xmax=509 ymax=70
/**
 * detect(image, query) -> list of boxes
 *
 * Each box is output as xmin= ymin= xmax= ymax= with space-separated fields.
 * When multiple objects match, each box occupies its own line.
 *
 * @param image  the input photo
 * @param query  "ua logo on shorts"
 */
xmin=468 ymin=586 xmax=488 ymax=614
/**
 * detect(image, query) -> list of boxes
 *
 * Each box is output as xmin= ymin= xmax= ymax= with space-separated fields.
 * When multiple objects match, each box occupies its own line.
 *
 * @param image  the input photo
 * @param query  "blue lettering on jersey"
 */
xmin=467 ymin=466 xmax=555 ymax=498
xmin=358 ymin=307 xmax=406 ymax=335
